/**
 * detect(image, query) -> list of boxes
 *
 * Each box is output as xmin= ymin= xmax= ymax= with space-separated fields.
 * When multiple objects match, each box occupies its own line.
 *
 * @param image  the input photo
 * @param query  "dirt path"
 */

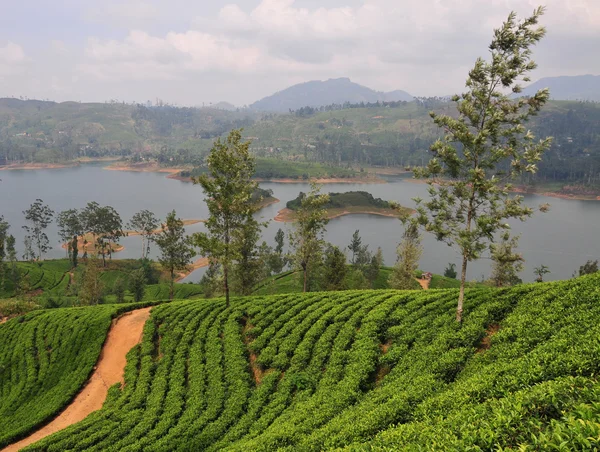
xmin=3 ymin=307 xmax=152 ymax=452
xmin=416 ymin=278 xmax=430 ymax=290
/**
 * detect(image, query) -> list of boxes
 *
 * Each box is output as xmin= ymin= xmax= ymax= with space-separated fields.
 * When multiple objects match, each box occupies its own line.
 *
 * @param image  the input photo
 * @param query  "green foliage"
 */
xmin=578 ymin=259 xmax=599 ymax=277
xmin=128 ymin=269 xmax=146 ymax=303
xmin=127 ymin=210 xmax=159 ymax=259
xmin=490 ymin=232 xmax=524 ymax=287
xmin=287 ymin=191 xmax=391 ymax=211
xmin=78 ymin=255 xmax=104 ymax=305
xmin=289 ymin=183 xmax=330 ymax=292
xmin=154 ymin=211 xmax=194 ymax=300
xmin=414 ymin=8 xmax=552 ymax=321
xmin=193 ymin=129 xmax=263 ymax=305
xmin=443 ymin=263 xmax=457 ymax=279
xmin=113 ymin=277 xmax=126 ymax=303
xmin=8 ymin=273 xmax=600 ymax=451
xmin=22 ymin=199 xmax=54 ymax=260
xmin=323 ymin=245 xmax=347 ymax=291
xmin=389 ymin=223 xmax=423 ymax=290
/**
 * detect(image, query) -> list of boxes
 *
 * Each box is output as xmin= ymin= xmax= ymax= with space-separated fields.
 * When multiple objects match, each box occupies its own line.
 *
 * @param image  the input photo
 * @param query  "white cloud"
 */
xmin=0 ymin=42 xmax=28 ymax=77
xmin=7 ymin=0 xmax=600 ymax=104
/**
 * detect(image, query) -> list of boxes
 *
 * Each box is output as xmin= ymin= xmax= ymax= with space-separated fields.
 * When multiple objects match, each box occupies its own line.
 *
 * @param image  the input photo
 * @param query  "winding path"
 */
xmin=3 ymin=307 xmax=152 ymax=452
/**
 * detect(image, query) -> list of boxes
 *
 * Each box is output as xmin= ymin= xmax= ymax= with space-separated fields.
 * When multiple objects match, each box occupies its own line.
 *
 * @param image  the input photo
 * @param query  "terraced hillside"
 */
xmin=2 ymin=274 xmax=600 ymax=450
xmin=0 ymin=304 xmax=152 ymax=448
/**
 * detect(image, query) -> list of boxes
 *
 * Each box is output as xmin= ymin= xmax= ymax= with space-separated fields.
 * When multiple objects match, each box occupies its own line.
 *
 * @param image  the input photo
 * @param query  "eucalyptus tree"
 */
xmin=127 ymin=210 xmax=159 ymax=259
xmin=389 ymin=223 xmax=423 ymax=290
xmin=413 ymin=7 xmax=552 ymax=322
xmin=289 ymin=183 xmax=330 ymax=292
xmin=154 ymin=210 xmax=194 ymax=300
xmin=192 ymin=129 xmax=264 ymax=307
xmin=56 ymin=209 xmax=84 ymax=264
xmin=23 ymin=199 xmax=54 ymax=260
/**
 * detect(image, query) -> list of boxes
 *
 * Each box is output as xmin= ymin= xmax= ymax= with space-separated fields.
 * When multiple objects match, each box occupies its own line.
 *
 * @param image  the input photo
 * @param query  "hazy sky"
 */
xmin=1 ymin=0 xmax=598 ymax=106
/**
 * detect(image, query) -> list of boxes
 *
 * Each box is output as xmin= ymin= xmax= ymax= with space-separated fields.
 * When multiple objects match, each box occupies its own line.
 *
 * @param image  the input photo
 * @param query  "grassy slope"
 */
xmin=0 ymin=260 xmax=205 ymax=316
xmin=253 ymin=267 xmax=457 ymax=295
xmin=4 ymin=274 xmax=596 ymax=450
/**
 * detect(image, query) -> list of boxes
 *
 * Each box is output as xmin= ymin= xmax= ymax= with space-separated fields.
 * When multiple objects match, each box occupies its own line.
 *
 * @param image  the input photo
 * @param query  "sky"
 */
xmin=0 ymin=0 xmax=598 ymax=106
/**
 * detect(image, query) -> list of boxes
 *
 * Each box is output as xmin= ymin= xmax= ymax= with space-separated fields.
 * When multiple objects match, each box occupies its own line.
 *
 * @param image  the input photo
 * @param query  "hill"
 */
xmin=249 ymin=78 xmax=413 ymax=112
xmin=1 ymin=274 xmax=599 ymax=450
xmin=521 ymin=74 xmax=600 ymax=101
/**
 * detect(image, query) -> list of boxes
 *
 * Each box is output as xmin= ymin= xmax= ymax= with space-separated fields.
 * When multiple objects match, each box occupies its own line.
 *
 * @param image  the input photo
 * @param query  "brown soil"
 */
xmin=476 ymin=323 xmax=500 ymax=353
xmin=416 ymin=278 xmax=430 ymax=290
xmin=379 ymin=341 xmax=392 ymax=354
xmin=174 ymin=257 xmax=210 ymax=282
xmin=255 ymin=177 xmax=386 ymax=184
xmin=0 ymin=317 xmax=7 ymax=324
xmin=256 ymin=197 xmax=280 ymax=209
xmin=61 ymin=234 xmax=124 ymax=255
xmin=511 ymin=186 xmax=600 ymax=201
xmin=3 ymin=307 xmax=152 ymax=452
xmin=240 ymin=316 xmax=266 ymax=385
xmin=0 ymin=162 xmax=79 ymax=171
xmin=105 ymin=162 xmax=187 ymax=173
xmin=274 ymin=207 xmax=408 ymax=223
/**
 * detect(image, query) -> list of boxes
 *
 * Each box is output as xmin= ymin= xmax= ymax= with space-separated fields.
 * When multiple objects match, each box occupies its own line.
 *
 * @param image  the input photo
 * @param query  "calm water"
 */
xmin=1 ymin=163 xmax=599 ymax=283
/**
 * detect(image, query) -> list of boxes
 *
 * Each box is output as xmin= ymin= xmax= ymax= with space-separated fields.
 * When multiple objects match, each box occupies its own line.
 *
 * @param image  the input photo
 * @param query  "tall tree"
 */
xmin=232 ymin=217 xmax=265 ymax=296
xmin=348 ymin=230 xmax=362 ymax=265
xmin=268 ymin=228 xmax=287 ymax=275
xmin=56 ymin=209 xmax=83 ymax=263
xmin=192 ymin=129 xmax=262 ymax=307
xmin=154 ymin=210 xmax=194 ymax=300
xmin=413 ymin=8 xmax=552 ymax=322
xmin=79 ymin=254 xmax=103 ymax=306
xmin=289 ymin=184 xmax=330 ymax=292
xmin=81 ymin=203 xmax=123 ymax=267
xmin=534 ymin=264 xmax=550 ymax=282
xmin=389 ymin=223 xmax=423 ymax=290
xmin=127 ymin=210 xmax=159 ymax=259
xmin=0 ymin=217 xmax=9 ymax=289
xmin=6 ymin=235 xmax=19 ymax=289
xmin=578 ymin=260 xmax=599 ymax=277
xmin=323 ymin=244 xmax=347 ymax=291
xmin=128 ymin=269 xmax=146 ymax=303
xmin=489 ymin=232 xmax=524 ymax=287
xmin=23 ymin=199 xmax=54 ymax=260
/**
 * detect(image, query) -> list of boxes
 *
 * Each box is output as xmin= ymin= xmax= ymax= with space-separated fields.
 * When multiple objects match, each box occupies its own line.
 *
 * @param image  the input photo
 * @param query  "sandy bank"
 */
xmin=274 ymin=207 xmax=410 ymax=223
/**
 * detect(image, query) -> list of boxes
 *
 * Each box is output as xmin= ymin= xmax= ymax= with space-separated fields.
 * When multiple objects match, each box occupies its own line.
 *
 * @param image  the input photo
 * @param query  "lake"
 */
xmin=1 ymin=163 xmax=599 ymax=283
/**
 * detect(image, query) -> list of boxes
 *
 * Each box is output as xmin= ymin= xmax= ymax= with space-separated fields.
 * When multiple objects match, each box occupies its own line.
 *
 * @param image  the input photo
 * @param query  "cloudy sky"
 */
xmin=1 ymin=0 xmax=598 ymax=106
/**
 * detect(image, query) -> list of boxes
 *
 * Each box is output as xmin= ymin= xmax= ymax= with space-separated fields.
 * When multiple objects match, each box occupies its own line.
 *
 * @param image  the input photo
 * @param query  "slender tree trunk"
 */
xmin=170 ymin=268 xmax=174 ymax=300
xmin=457 ymin=255 xmax=468 ymax=322
xmin=303 ymin=263 xmax=308 ymax=293
xmin=141 ymin=235 xmax=145 ymax=260
xmin=224 ymin=264 xmax=230 ymax=308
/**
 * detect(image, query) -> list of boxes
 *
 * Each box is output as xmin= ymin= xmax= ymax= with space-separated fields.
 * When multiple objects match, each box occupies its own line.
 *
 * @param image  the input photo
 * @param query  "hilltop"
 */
xmin=1 ymin=274 xmax=599 ymax=450
xmin=249 ymin=78 xmax=413 ymax=112
xmin=521 ymin=74 xmax=600 ymax=101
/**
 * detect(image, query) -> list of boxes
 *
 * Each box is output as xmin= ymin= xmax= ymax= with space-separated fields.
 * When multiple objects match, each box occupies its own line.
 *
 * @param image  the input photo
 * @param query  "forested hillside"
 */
xmin=1 ymin=97 xmax=599 ymax=187
xmin=1 ymin=274 xmax=599 ymax=450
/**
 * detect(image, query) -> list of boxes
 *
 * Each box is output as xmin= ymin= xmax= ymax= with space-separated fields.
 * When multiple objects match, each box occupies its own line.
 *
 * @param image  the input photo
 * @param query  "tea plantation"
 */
xmin=1 ymin=274 xmax=599 ymax=451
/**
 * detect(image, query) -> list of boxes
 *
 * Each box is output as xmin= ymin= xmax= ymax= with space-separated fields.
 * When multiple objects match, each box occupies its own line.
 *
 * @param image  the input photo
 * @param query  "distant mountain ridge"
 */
xmin=250 ymin=78 xmax=413 ymax=112
xmin=521 ymin=75 xmax=600 ymax=101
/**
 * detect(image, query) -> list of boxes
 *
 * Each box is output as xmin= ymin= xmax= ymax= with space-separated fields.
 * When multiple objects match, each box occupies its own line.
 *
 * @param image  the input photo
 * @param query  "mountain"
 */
xmin=250 ymin=77 xmax=413 ymax=112
xmin=521 ymin=74 xmax=600 ymax=101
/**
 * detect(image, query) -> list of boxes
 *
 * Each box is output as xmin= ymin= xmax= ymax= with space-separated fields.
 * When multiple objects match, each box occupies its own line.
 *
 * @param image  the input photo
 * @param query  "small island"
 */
xmin=275 ymin=191 xmax=413 ymax=222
